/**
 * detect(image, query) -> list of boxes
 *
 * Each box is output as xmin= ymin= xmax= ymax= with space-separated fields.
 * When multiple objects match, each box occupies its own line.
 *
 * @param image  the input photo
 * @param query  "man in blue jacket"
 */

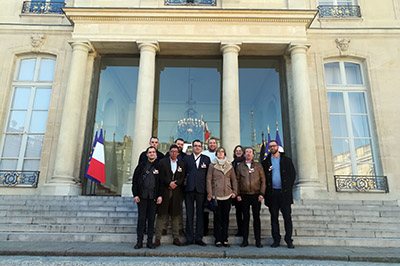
xmin=184 ymin=139 xmax=211 ymax=246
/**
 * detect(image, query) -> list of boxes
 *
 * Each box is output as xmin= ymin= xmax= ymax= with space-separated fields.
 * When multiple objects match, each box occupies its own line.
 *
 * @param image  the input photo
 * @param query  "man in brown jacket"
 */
xmin=236 ymin=147 xmax=266 ymax=248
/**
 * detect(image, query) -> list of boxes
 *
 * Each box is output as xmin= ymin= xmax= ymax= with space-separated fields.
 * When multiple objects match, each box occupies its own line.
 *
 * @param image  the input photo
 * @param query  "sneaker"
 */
xmin=215 ymin=242 xmax=222 ymax=247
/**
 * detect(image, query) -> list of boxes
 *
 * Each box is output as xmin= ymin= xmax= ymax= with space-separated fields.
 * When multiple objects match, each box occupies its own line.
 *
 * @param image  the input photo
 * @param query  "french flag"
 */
xmin=85 ymin=128 xmax=105 ymax=184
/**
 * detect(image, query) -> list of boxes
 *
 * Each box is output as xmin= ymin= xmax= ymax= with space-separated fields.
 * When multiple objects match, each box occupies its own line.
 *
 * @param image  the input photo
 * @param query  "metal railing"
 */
xmin=21 ymin=1 xmax=65 ymax=14
xmin=0 ymin=171 xmax=40 ymax=188
xmin=318 ymin=5 xmax=361 ymax=18
xmin=334 ymin=175 xmax=388 ymax=193
xmin=165 ymin=0 xmax=216 ymax=6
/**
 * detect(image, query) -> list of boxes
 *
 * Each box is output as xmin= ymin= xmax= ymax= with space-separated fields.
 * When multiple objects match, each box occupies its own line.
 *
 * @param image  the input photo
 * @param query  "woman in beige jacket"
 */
xmin=206 ymin=147 xmax=238 ymax=247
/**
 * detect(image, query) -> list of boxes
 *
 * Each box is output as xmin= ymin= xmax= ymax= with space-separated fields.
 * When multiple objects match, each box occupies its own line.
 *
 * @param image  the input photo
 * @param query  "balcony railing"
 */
xmin=0 ymin=171 xmax=40 ymax=188
xmin=334 ymin=175 xmax=388 ymax=193
xmin=165 ymin=0 xmax=216 ymax=6
xmin=318 ymin=5 xmax=361 ymax=18
xmin=21 ymin=1 xmax=65 ymax=14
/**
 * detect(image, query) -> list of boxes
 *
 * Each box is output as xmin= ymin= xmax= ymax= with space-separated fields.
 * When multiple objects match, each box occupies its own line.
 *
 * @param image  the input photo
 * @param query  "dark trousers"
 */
xmin=269 ymin=189 xmax=293 ymax=243
xmin=137 ymin=198 xmax=156 ymax=243
xmin=203 ymin=211 xmax=209 ymax=235
xmin=213 ymin=198 xmax=232 ymax=243
xmin=185 ymin=191 xmax=205 ymax=242
xmin=233 ymin=198 xmax=243 ymax=235
xmin=242 ymin=194 xmax=261 ymax=244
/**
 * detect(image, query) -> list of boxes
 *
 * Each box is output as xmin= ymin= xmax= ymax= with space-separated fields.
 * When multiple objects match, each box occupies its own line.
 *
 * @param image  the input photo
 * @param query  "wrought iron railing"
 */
xmin=318 ymin=5 xmax=361 ymax=18
xmin=0 ymin=171 xmax=39 ymax=188
xmin=165 ymin=0 xmax=216 ymax=6
xmin=21 ymin=1 xmax=65 ymax=14
xmin=334 ymin=175 xmax=388 ymax=193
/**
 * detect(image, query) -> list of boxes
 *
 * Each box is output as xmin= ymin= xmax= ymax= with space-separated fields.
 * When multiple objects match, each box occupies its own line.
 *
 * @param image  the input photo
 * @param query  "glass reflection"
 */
xmin=332 ymin=138 xmax=351 ymax=161
xmin=349 ymin=92 xmax=367 ymax=114
xmin=155 ymin=58 xmax=221 ymax=153
xmin=7 ymin=111 xmax=26 ymax=133
xmin=351 ymin=115 xmax=370 ymax=137
xmin=38 ymin=59 xmax=56 ymax=81
xmin=329 ymin=115 xmax=348 ymax=137
xmin=34 ymin=88 xmax=52 ymax=109
xmin=345 ymin=63 xmax=362 ymax=84
xmin=29 ymin=111 xmax=48 ymax=133
xmin=357 ymin=163 xmax=374 ymax=175
xmin=22 ymin=159 xmax=40 ymax=171
xmin=328 ymin=92 xmax=345 ymax=113
xmin=0 ymin=159 xmax=17 ymax=170
xmin=91 ymin=57 xmax=139 ymax=195
xmin=18 ymin=59 xmax=36 ymax=81
xmin=2 ymin=135 xmax=22 ymax=157
xmin=25 ymin=135 xmax=44 ymax=157
xmin=12 ymin=88 xmax=31 ymax=109
xmin=239 ymin=59 xmax=283 ymax=159
xmin=354 ymin=139 xmax=373 ymax=163
xmin=334 ymin=163 xmax=353 ymax=175
xmin=324 ymin=62 xmax=341 ymax=84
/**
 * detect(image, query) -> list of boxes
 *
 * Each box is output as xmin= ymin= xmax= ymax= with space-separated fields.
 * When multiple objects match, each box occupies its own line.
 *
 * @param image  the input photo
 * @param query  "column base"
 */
xmin=41 ymin=182 xmax=82 ymax=196
xmin=293 ymin=183 xmax=328 ymax=200
xmin=121 ymin=182 xmax=133 ymax=197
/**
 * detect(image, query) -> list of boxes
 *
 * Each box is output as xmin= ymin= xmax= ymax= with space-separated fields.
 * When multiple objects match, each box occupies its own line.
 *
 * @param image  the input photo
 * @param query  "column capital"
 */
xmin=287 ymin=43 xmax=311 ymax=55
xmin=137 ymin=41 xmax=160 ymax=53
xmin=68 ymin=41 xmax=93 ymax=53
xmin=220 ymin=42 xmax=241 ymax=54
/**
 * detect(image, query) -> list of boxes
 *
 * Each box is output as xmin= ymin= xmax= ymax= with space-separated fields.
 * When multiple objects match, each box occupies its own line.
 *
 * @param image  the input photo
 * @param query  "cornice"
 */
xmin=63 ymin=8 xmax=317 ymax=27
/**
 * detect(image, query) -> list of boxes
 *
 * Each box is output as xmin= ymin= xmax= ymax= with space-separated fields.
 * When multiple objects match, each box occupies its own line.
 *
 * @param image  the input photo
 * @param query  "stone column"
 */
xmin=44 ymin=42 xmax=92 ymax=195
xmin=121 ymin=41 xmax=159 ymax=197
xmin=220 ymin=43 xmax=241 ymax=162
xmin=288 ymin=44 xmax=324 ymax=198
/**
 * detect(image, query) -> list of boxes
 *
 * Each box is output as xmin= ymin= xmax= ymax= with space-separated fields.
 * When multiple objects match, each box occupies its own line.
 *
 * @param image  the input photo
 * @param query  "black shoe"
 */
xmin=195 ymin=240 xmax=207 ymax=246
xmin=223 ymin=241 xmax=230 ymax=247
xmin=240 ymin=241 xmax=248 ymax=247
xmin=146 ymin=243 xmax=156 ymax=249
xmin=215 ymin=242 xmax=222 ymax=247
xmin=270 ymin=241 xmax=280 ymax=248
xmin=256 ymin=242 xmax=263 ymax=248
xmin=183 ymin=241 xmax=193 ymax=246
xmin=287 ymin=242 xmax=295 ymax=249
xmin=134 ymin=242 xmax=143 ymax=249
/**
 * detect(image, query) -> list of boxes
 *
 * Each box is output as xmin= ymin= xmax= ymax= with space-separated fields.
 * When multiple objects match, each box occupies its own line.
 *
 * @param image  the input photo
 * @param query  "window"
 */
xmin=165 ymin=0 xmax=216 ymax=6
xmin=325 ymin=61 xmax=376 ymax=176
xmin=318 ymin=0 xmax=361 ymax=18
xmin=23 ymin=0 xmax=65 ymax=14
xmin=0 ymin=56 xmax=55 ymax=171
xmin=319 ymin=0 xmax=356 ymax=5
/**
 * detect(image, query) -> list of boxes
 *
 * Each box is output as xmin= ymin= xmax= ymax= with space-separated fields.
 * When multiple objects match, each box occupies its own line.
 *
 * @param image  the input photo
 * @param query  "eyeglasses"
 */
xmin=170 ymin=150 xmax=179 ymax=153
xmin=269 ymin=145 xmax=278 ymax=148
xmin=193 ymin=145 xmax=202 ymax=147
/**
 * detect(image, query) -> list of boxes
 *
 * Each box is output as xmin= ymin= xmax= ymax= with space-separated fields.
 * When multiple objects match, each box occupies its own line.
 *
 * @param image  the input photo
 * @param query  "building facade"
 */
xmin=0 ymin=0 xmax=399 ymax=200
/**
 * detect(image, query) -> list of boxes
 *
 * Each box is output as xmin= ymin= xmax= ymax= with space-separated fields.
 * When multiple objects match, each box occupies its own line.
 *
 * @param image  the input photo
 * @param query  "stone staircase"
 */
xmin=0 ymin=195 xmax=399 ymax=247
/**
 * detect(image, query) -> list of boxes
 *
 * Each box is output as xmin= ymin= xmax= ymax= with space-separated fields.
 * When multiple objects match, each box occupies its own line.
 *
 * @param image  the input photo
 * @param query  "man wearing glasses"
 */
xmin=262 ymin=140 xmax=296 ymax=249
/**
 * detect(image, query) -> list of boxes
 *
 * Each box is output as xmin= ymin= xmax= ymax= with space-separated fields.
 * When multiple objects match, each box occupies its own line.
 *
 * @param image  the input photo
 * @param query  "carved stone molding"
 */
xmin=31 ymin=34 xmax=46 ymax=53
xmin=335 ymin=38 xmax=351 ymax=56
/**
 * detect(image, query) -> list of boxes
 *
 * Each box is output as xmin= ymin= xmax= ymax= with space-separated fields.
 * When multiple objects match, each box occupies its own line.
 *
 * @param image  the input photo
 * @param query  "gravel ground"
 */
xmin=0 ymin=256 xmax=397 ymax=266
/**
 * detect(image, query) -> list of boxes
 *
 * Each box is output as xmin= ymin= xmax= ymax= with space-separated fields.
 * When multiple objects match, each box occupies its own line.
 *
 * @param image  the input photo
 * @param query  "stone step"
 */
xmin=1 ymin=231 xmax=400 ymax=248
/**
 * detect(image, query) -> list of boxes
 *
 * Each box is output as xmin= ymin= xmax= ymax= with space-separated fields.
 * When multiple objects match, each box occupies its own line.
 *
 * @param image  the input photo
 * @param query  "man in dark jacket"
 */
xmin=155 ymin=144 xmax=186 ymax=247
xmin=262 ymin=140 xmax=296 ymax=249
xmin=132 ymin=146 xmax=162 ymax=249
xmin=138 ymin=137 xmax=164 ymax=164
xmin=183 ymin=139 xmax=211 ymax=246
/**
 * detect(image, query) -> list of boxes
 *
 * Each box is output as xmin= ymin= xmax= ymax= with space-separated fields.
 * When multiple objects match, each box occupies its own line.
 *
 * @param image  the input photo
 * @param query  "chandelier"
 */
xmin=176 ymin=69 xmax=205 ymax=142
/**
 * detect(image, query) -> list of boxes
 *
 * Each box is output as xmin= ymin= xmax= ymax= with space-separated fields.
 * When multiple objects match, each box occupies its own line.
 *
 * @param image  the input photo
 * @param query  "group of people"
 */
xmin=131 ymin=136 xmax=296 ymax=250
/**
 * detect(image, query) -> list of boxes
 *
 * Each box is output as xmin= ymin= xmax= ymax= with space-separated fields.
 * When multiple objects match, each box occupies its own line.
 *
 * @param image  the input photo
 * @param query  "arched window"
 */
xmin=0 ymin=55 xmax=56 ymax=171
xmin=324 ymin=61 xmax=376 ymax=176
